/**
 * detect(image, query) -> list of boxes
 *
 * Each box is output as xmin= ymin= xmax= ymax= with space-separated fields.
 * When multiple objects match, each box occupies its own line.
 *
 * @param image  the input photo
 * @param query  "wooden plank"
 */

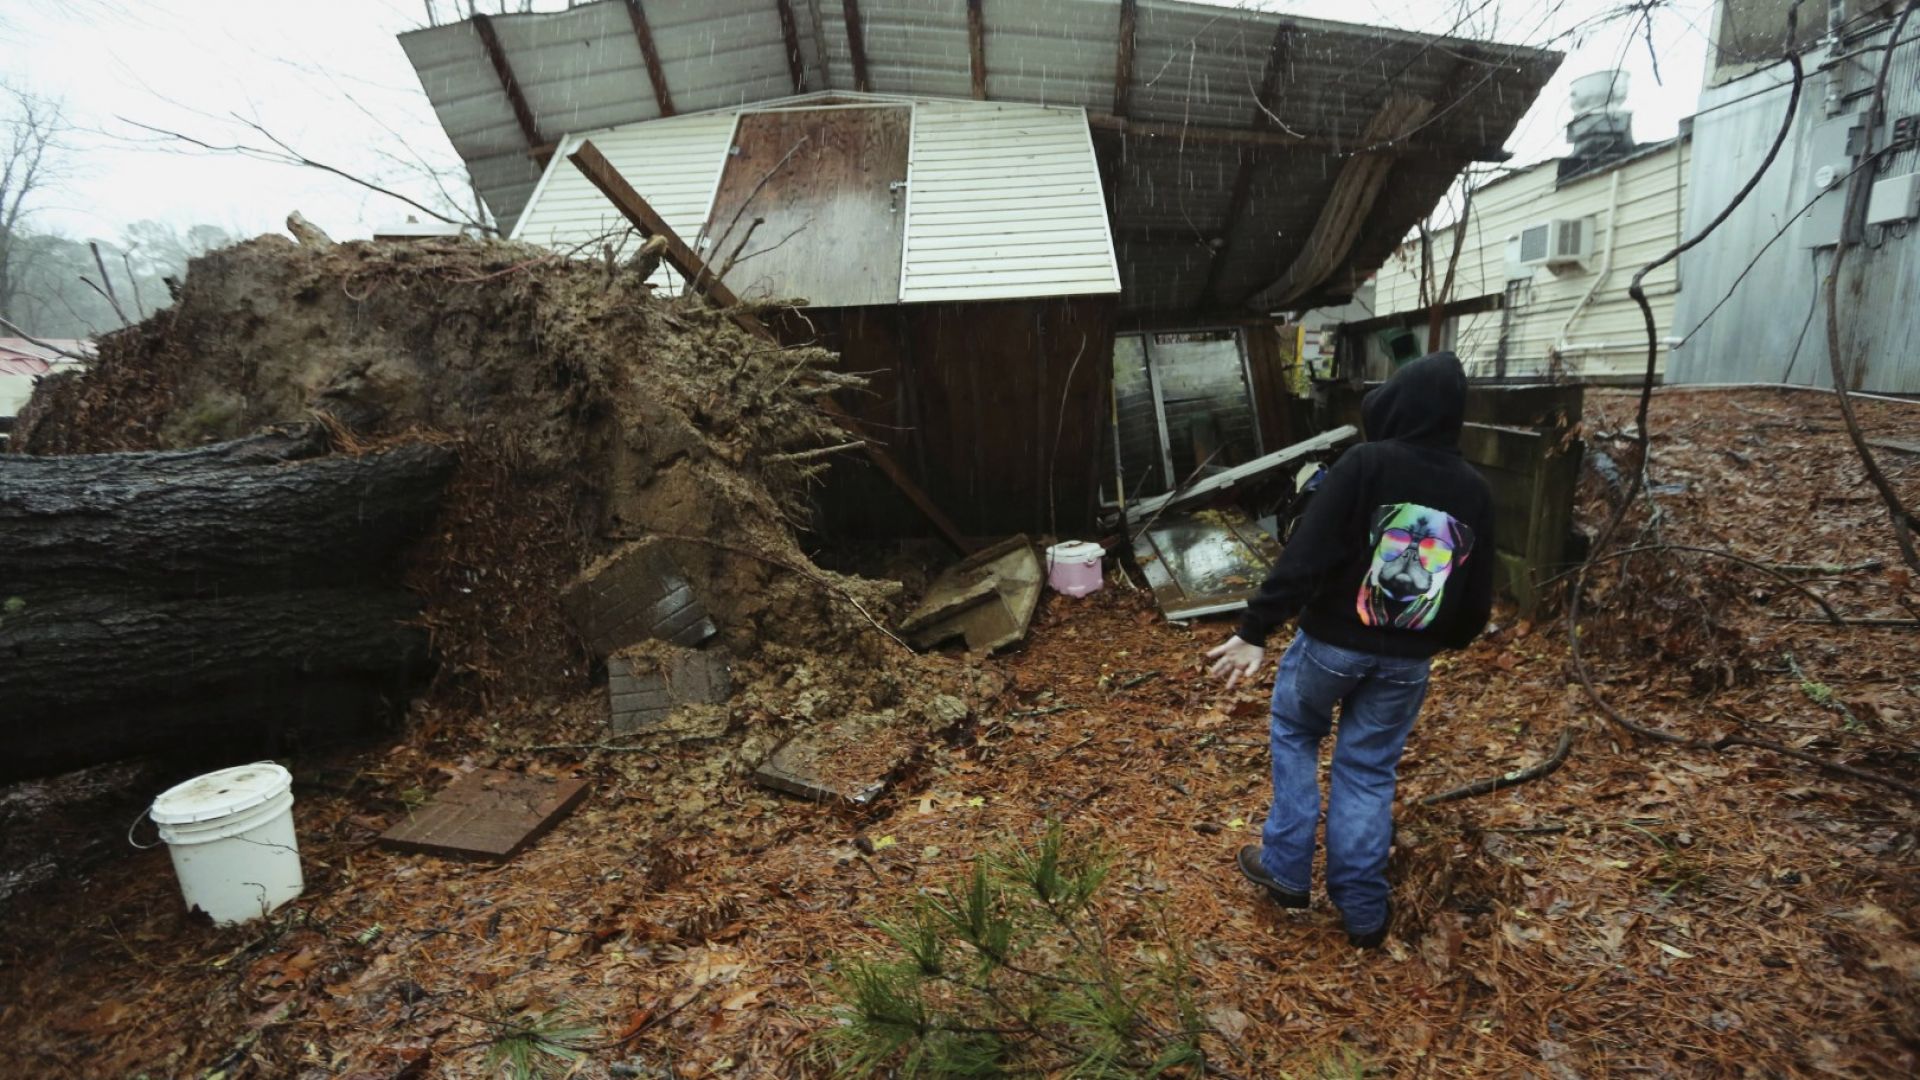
xmin=1085 ymin=113 xmax=1507 ymax=161
xmin=568 ymin=141 xmax=752 ymax=313
xmin=568 ymin=140 xmax=973 ymax=554
xmin=1112 ymin=0 xmax=1137 ymax=118
xmin=774 ymin=0 xmax=807 ymax=93
xmin=842 ymin=0 xmax=871 ymax=92
xmin=967 ymin=0 xmax=988 ymax=99
xmin=471 ymin=13 xmax=545 ymax=150
xmin=1121 ymin=424 xmax=1357 ymax=523
xmin=623 ymin=0 xmax=677 ymax=117
xmin=381 ymin=770 xmax=588 ymax=862
xmin=700 ymin=107 xmax=909 ymax=307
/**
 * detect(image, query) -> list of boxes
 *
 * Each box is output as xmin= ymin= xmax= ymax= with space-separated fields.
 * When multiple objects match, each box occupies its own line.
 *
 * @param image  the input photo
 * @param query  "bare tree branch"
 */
xmin=117 ymin=115 xmax=488 ymax=234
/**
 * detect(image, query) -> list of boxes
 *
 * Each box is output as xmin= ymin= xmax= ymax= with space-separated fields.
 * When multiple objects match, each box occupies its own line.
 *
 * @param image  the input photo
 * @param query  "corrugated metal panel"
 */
xmin=900 ymin=102 xmax=1120 ymax=303
xmin=1369 ymin=136 xmax=1690 ymax=380
xmin=1670 ymin=24 xmax=1920 ymax=393
xmin=400 ymin=0 xmax=1561 ymax=316
xmin=509 ymin=111 xmax=738 ymax=290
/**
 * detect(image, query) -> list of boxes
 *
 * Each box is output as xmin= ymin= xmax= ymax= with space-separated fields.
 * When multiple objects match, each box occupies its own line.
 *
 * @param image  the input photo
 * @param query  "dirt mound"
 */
xmin=15 ymin=235 xmax=956 ymax=732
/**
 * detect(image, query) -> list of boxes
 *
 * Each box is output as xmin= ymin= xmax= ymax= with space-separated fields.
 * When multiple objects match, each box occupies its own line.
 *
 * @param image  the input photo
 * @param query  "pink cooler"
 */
xmin=1046 ymin=541 xmax=1105 ymax=597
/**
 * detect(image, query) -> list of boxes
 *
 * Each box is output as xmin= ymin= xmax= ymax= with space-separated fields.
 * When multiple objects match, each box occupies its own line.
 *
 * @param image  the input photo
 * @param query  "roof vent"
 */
xmin=1561 ymin=70 xmax=1634 ymax=181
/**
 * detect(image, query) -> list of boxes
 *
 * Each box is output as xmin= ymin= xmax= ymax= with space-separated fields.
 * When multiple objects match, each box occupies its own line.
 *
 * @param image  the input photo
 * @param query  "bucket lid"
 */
xmin=1046 ymin=540 xmax=1105 ymax=562
xmin=150 ymin=763 xmax=293 ymax=825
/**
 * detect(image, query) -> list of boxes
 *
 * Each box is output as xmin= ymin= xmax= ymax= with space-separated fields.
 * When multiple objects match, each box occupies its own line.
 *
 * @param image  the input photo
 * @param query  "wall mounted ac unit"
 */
xmin=1516 ymin=218 xmax=1593 ymax=268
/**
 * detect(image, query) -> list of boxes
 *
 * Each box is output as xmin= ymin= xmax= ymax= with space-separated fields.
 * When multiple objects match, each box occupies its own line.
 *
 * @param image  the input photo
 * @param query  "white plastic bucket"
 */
xmin=1046 ymin=540 xmax=1105 ymax=597
xmin=147 ymin=763 xmax=304 ymax=926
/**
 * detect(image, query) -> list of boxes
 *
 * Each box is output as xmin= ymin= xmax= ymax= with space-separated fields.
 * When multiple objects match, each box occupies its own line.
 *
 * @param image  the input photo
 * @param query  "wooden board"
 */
xmin=788 ymin=295 xmax=1119 ymax=537
xmin=380 ymin=770 xmax=588 ymax=862
xmin=700 ymin=106 xmax=910 ymax=307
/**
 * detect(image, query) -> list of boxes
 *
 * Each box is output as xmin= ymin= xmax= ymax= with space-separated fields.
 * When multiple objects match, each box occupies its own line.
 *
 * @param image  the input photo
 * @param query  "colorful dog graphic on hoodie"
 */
xmin=1357 ymin=502 xmax=1474 ymax=631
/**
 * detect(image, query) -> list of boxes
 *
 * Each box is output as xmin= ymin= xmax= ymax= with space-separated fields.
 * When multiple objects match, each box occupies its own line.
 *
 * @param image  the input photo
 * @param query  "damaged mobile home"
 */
xmin=399 ymin=0 xmax=1563 ymax=536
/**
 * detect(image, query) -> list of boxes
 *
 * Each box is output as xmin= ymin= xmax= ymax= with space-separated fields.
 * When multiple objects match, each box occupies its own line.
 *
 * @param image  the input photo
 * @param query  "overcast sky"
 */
xmin=6 ymin=0 xmax=1716 ymax=244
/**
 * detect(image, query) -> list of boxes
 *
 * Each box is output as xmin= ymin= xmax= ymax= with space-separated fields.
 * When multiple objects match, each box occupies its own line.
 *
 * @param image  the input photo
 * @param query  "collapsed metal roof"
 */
xmin=399 ymin=0 xmax=1561 ymax=316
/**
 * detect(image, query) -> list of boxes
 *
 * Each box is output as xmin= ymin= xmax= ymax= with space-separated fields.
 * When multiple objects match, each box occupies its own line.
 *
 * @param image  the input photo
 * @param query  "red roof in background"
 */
xmin=0 ymin=338 xmax=90 ymax=376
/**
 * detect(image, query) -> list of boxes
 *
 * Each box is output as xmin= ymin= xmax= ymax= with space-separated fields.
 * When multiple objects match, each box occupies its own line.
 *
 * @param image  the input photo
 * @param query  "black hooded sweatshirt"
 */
xmin=1235 ymin=352 xmax=1495 ymax=659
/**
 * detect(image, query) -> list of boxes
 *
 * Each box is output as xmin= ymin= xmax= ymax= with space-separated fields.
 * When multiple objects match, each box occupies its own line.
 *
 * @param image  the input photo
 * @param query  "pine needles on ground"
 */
xmin=819 ymin=823 xmax=1227 ymax=1078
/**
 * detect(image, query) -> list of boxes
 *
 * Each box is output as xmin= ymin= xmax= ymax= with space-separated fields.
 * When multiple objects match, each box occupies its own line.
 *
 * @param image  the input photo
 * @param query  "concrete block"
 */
xmin=606 ymin=644 xmax=732 ymax=734
xmin=563 ymin=541 xmax=717 ymax=659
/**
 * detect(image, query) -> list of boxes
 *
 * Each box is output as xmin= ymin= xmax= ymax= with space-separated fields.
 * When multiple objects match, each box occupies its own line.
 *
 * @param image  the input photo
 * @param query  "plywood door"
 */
xmin=700 ymin=107 xmax=910 ymax=308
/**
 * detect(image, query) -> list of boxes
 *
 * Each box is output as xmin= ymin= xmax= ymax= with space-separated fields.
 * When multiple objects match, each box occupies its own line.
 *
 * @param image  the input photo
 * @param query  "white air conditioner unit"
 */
xmin=1516 ymin=218 xmax=1593 ymax=268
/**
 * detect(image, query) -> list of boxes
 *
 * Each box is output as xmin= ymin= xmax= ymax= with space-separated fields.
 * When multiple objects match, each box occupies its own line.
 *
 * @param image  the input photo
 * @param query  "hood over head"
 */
xmin=1361 ymin=351 xmax=1467 ymax=449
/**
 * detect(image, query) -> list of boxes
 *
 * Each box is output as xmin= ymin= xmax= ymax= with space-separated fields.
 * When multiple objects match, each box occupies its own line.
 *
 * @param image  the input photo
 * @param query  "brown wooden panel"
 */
xmin=701 ymin=107 xmax=908 ymax=308
xmin=787 ymin=297 xmax=1117 ymax=538
xmin=1242 ymin=322 xmax=1296 ymax=451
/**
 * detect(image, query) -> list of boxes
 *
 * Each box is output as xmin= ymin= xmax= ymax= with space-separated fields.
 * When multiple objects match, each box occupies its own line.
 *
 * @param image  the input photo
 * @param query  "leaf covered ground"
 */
xmin=1 ymin=387 xmax=1917 ymax=1078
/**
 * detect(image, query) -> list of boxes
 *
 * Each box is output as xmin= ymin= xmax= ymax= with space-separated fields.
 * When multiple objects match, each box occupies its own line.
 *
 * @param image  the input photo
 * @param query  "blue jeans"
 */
xmin=1260 ymin=631 xmax=1431 ymax=935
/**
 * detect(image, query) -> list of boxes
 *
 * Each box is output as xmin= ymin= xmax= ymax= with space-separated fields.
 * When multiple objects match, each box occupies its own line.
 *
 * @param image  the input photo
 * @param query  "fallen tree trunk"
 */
xmin=0 ymin=589 xmax=431 ymax=781
xmin=0 ymin=422 xmax=329 ymax=477
xmin=0 ymin=429 xmax=456 ymax=780
xmin=0 ymin=439 xmax=457 ymax=593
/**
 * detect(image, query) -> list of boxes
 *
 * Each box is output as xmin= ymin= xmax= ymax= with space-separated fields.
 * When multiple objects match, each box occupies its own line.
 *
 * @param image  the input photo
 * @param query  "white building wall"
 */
xmin=510 ymin=111 xmax=740 ymax=290
xmin=897 ymin=101 xmax=1120 ymax=303
xmin=508 ymin=94 xmax=1120 ymax=305
xmin=1371 ymin=137 xmax=1691 ymax=381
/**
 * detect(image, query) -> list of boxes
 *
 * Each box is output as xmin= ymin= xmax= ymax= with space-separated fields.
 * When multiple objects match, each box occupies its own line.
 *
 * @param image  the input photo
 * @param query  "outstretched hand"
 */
xmin=1205 ymin=635 xmax=1266 ymax=692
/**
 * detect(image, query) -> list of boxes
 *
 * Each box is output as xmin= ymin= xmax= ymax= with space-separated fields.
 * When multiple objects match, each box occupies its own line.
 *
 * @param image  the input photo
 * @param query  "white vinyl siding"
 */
xmin=1369 ymin=138 xmax=1691 ymax=381
xmin=510 ymin=111 xmax=738 ymax=290
xmin=898 ymin=101 xmax=1120 ymax=304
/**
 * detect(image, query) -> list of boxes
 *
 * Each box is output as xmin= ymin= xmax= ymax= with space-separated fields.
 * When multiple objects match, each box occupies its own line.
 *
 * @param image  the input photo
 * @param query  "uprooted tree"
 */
xmin=1 ymin=230 xmax=972 ymax=782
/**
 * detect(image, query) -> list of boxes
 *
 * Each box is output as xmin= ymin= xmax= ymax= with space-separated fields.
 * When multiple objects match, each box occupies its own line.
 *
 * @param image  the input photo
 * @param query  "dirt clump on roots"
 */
xmin=14 ymin=234 xmax=985 ymax=745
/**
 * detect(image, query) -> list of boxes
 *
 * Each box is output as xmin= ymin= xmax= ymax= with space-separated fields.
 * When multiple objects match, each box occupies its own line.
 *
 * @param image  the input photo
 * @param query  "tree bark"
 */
xmin=0 ymin=429 xmax=457 ymax=780
xmin=0 ymin=589 xmax=430 ymax=781
xmin=0 ymin=438 xmax=456 ymax=594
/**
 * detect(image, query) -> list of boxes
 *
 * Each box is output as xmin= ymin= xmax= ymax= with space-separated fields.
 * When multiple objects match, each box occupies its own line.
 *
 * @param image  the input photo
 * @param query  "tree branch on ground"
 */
xmin=1421 ymin=726 xmax=1576 ymax=806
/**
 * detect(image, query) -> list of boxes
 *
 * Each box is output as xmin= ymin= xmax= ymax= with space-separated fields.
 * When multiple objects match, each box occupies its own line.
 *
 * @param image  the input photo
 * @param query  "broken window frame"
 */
xmin=1102 ymin=327 xmax=1265 ymax=510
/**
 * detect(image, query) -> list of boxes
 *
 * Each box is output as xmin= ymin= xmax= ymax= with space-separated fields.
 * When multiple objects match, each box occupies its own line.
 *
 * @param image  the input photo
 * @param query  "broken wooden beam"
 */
xmin=967 ymin=0 xmax=988 ymax=99
xmin=472 ymin=12 xmax=546 ymax=151
xmin=1112 ymin=0 xmax=1137 ymax=117
xmin=842 ymin=0 xmax=872 ymax=92
xmin=566 ymin=140 xmax=975 ymax=555
xmin=1085 ymin=113 xmax=1508 ymax=161
xmin=623 ymin=0 xmax=677 ymax=116
xmin=775 ymin=0 xmax=807 ymax=93
xmin=1119 ymin=425 xmax=1358 ymax=524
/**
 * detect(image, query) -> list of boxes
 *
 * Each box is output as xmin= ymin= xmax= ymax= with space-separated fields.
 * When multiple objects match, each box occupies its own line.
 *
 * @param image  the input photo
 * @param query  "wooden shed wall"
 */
xmin=786 ymin=296 xmax=1118 ymax=538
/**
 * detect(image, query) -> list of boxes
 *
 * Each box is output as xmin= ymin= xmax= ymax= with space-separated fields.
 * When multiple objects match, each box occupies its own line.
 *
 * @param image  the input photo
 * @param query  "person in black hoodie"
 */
xmin=1205 ymin=352 xmax=1495 ymax=947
